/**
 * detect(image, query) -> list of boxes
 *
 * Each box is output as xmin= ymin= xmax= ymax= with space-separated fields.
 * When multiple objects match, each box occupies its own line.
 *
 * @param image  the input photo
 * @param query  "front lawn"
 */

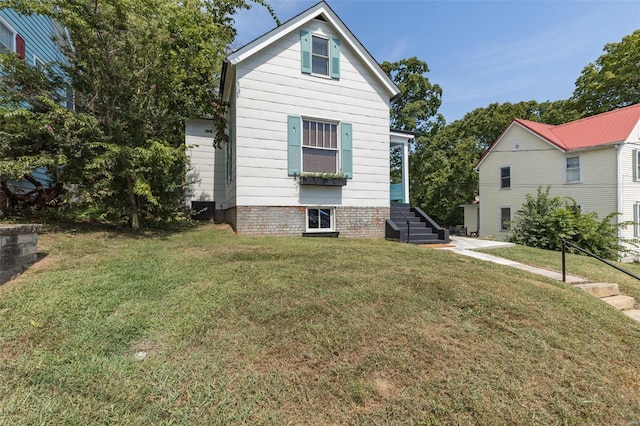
xmin=2 ymin=224 xmax=640 ymax=424
xmin=484 ymin=244 xmax=640 ymax=303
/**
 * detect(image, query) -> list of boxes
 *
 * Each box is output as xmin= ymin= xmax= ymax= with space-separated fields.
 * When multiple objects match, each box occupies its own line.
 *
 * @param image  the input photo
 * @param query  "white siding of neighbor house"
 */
xmin=185 ymin=119 xmax=225 ymax=205
xmin=478 ymin=124 xmax=618 ymax=239
xmin=618 ymin=120 xmax=640 ymax=242
xmin=232 ymin=19 xmax=391 ymax=208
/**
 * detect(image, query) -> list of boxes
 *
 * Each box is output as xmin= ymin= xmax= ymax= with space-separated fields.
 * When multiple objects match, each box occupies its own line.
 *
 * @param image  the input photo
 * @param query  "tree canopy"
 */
xmin=409 ymin=100 xmax=578 ymax=225
xmin=572 ymin=29 xmax=640 ymax=116
xmin=381 ymin=57 xmax=443 ymax=136
xmin=0 ymin=0 xmax=278 ymax=228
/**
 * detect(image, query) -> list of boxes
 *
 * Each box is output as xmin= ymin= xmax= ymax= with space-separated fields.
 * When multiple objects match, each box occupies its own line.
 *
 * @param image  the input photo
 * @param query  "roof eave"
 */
xmin=226 ymin=1 xmax=399 ymax=98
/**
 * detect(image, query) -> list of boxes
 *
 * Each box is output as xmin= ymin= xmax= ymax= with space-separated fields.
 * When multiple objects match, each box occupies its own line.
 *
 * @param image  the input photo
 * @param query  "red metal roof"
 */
xmin=515 ymin=104 xmax=640 ymax=151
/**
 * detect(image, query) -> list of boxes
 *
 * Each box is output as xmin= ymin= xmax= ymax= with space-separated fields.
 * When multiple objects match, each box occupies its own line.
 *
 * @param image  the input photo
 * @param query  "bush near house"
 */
xmin=509 ymin=186 xmax=626 ymax=260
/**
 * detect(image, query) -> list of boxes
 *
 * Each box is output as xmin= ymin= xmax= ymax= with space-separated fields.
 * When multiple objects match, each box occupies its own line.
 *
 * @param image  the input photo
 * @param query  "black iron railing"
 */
xmin=391 ymin=202 xmax=411 ymax=243
xmin=561 ymin=239 xmax=640 ymax=283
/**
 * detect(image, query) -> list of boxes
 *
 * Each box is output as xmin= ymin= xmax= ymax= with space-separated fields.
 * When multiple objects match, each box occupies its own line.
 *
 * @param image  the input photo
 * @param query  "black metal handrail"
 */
xmin=391 ymin=202 xmax=411 ymax=243
xmin=561 ymin=239 xmax=640 ymax=282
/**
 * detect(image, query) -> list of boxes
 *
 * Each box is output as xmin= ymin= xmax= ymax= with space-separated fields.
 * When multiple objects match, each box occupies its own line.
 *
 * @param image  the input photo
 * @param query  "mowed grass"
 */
xmin=2 ymin=225 xmax=640 ymax=424
xmin=484 ymin=244 xmax=640 ymax=304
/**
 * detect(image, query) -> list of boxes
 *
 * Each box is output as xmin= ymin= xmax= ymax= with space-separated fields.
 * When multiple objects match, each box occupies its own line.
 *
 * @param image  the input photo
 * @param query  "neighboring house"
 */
xmin=0 ymin=9 xmax=72 ymax=207
xmin=187 ymin=1 xmax=448 ymax=242
xmin=474 ymin=104 xmax=640 ymax=248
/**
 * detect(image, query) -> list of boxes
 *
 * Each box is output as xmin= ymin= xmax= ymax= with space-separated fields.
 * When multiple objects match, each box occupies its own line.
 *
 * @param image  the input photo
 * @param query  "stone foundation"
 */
xmin=0 ymin=224 xmax=42 ymax=285
xmin=223 ymin=206 xmax=389 ymax=238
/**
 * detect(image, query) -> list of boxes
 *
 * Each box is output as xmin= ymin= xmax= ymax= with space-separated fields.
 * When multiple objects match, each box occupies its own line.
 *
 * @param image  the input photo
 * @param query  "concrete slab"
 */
xmin=624 ymin=309 xmax=640 ymax=321
xmin=574 ymin=283 xmax=620 ymax=298
xmin=448 ymin=237 xmax=515 ymax=251
xmin=602 ymin=295 xmax=636 ymax=310
xmin=444 ymin=247 xmax=588 ymax=283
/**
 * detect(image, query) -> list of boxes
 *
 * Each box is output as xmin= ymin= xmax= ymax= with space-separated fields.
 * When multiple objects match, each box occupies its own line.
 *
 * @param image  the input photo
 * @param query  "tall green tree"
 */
xmin=0 ymin=54 xmax=102 ymax=209
xmin=572 ymin=29 xmax=640 ymax=116
xmin=381 ymin=57 xmax=443 ymax=136
xmin=2 ymin=0 xmax=278 ymax=228
xmin=381 ymin=57 xmax=442 ymax=185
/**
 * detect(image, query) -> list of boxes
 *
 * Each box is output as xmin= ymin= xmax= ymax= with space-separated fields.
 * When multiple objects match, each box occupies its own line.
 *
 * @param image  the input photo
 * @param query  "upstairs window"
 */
xmin=303 ymin=119 xmax=338 ymax=174
xmin=312 ymin=36 xmax=329 ymax=75
xmin=500 ymin=166 xmax=511 ymax=189
xmin=34 ymin=55 xmax=45 ymax=70
xmin=300 ymin=31 xmax=340 ymax=79
xmin=633 ymin=149 xmax=640 ymax=182
xmin=0 ymin=18 xmax=25 ymax=59
xmin=0 ymin=18 xmax=15 ymax=54
xmin=565 ymin=156 xmax=581 ymax=183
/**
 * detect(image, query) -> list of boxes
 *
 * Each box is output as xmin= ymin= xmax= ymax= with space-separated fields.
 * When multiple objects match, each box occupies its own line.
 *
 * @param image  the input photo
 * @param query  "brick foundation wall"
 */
xmin=222 ymin=206 xmax=389 ymax=238
xmin=335 ymin=206 xmax=389 ymax=239
xmin=0 ymin=224 xmax=42 ymax=285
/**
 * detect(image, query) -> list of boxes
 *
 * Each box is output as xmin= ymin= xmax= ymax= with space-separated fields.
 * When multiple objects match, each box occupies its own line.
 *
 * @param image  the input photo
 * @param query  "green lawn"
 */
xmin=483 ymin=244 xmax=640 ymax=304
xmin=2 ymin=224 xmax=640 ymax=424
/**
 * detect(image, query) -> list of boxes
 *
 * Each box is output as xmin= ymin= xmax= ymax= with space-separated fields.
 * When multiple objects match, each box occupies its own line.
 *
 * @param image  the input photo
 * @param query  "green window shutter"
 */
xmin=288 ymin=116 xmax=301 ymax=176
xmin=341 ymin=122 xmax=352 ymax=178
xmin=300 ymin=31 xmax=311 ymax=74
xmin=634 ymin=149 xmax=638 ymax=182
xmin=635 ymin=203 xmax=639 ymax=238
xmin=330 ymin=37 xmax=340 ymax=79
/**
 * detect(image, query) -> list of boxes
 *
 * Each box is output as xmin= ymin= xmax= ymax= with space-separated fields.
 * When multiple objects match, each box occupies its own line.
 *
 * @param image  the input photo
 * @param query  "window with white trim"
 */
xmin=500 ymin=207 xmax=511 ymax=231
xmin=633 ymin=149 xmax=640 ymax=182
xmin=0 ymin=18 xmax=15 ymax=53
xmin=300 ymin=31 xmax=340 ymax=79
xmin=311 ymin=35 xmax=329 ymax=76
xmin=500 ymin=166 xmax=511 ymax=189
xmin=302 ymin=119 xmax=338 ymax=174
xmin=34 ymin=54 xmax=45 ymax=70
xmin=634 ymin=202 xmax=640 ymax=238
xmin=565 ymin=156 xmax=581 ymax=183
xmin=307 ymin=207 xmax=334 ymax=231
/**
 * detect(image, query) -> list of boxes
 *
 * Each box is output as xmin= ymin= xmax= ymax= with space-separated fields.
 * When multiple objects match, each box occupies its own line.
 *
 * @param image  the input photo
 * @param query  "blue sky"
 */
xmin=232 ymin=0 xmax=640 ymax=123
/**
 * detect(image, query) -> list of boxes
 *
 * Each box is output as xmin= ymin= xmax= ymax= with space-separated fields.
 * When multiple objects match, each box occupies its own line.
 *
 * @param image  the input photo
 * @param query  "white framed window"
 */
xmin=634 ymin=202 xmax=640 ymax=238
xmin=34 ymin=54 xmax=45 ymax=70
xmin=500 ymin=166 xmax=511 ymax=189
xmin=500 ymin=207 xmax=511 ymax=231
xmin=565 ymin=155 xmax=581 ymax=183
xmin=311 ymin=35 xmax=329 ymax=76
xmin=0 ymin=17 xmax=16 ymax=53
xmin=633 ymin=149 xmax=640 ymax=182
xmin=302 ymin=119 xmax=338 ymax=174
xmin=307 ymin=207 xmax=334 ymax=232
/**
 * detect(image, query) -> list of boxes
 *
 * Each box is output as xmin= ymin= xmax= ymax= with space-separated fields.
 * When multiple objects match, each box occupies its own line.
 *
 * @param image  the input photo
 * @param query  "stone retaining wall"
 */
xmin=0 ymin=224 xmax=42 ymax=285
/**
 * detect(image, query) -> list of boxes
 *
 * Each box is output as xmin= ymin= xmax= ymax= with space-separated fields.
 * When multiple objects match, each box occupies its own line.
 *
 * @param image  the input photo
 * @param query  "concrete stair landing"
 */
xmin=573 ymin=282 xmax=638 ymax=318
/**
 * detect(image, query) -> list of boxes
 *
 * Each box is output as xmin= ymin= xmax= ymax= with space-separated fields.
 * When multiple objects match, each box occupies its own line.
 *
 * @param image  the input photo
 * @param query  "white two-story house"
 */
xmin=186 ymin=1 xmax=429 ymax=239
xmin=475 ymin=104 xmax=640 ymax=245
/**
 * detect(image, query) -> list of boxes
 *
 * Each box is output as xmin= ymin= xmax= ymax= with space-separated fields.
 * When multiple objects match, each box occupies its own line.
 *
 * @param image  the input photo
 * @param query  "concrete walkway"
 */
xmin=433 ymin=237 xmax=640 ymax=321
xmin=440 ymin=237 xmax=588 ymax=284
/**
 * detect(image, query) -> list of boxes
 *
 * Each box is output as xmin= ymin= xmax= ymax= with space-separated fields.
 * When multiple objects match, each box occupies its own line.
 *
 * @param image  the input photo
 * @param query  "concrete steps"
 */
xmin=573 ymin=282 xmax=638 ymax=319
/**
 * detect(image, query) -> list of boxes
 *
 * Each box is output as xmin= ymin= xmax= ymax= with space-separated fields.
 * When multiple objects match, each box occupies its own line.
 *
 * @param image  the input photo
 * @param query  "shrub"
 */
xmin=508 ymin=187 xmax=627 ymax=260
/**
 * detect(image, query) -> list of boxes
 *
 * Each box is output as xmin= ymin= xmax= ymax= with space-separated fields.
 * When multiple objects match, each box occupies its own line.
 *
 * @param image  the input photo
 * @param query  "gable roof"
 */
xmin=476 ymin=103 xmax=640 ymax=169
xmin=221 ymin=1 xmax=399 ymax=98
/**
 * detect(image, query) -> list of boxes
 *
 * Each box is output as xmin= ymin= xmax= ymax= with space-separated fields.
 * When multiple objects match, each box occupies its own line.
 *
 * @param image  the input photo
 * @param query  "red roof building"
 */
xmin=473 ymin=104 xmax=640 ymax=258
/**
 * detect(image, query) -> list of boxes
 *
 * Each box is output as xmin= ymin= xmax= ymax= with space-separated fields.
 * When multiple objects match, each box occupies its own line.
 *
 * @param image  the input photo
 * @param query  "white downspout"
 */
xmin=616 ymin=144 xmax=622 ymax=242
xmin=402 ymin=141 xmax=409 ymax=203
